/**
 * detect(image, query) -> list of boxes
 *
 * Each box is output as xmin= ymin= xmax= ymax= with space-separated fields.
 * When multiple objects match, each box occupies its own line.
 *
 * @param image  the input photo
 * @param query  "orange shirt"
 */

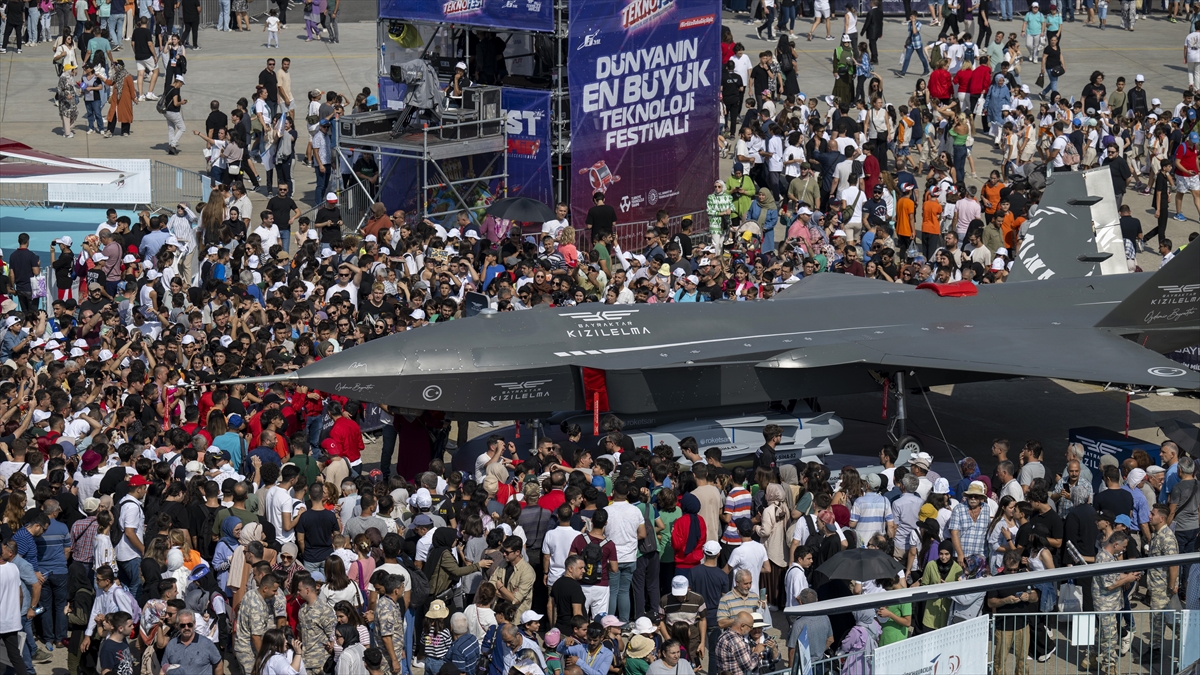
xmin=896 ymin=197 xmax=916 ymax=238
xmin=981 ymin=182 xmax=1003 ymax=215
xmin=921 ymin=198 xmax=943 ymax=234
xmin=1001 ymin=213 xmax=1020 ymax=251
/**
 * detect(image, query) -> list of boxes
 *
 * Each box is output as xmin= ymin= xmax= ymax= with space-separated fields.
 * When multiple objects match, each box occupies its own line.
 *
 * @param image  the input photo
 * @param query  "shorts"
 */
xmin=136 ymin=57 xmax=158 ymax=72
xmin=893 ymin=143 xmax=911 ymax=157
xmin=815 ymin=2 xmax=831 ymax=18
xmin=1176 ymin=173 xmax=1200 ymax=193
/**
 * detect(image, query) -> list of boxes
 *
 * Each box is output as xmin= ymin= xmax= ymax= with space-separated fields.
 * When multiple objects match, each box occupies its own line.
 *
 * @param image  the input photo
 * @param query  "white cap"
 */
xmin=699 ymin=257 xmax=711 ymax=266
xmin=621 ymin=251 xmax=633 ymax=261
xmin=73 ymin=338 xmax=88 ymax=348
xmin=671 ymin=575 xmax=690 ymax=597
xmin=30 ymin=339 xmax=46 ymax=348
xmin=703 ymin=540 xmax=722 ymax=556
xmin=122 ymin=254 xmax=137 ymax=263
xmin=833 ymin=229 xmax=847 ymax=238
xmin=92 ymin=252 xmax=108 ymax=263
xmin=319 ymin=247 xmax=335 ymax=260
xmin=207 ymin=246 xmax=219 ymax=256
xmin=326 ymin=192 xmax=339 ymax=203
xmin=364 ymin=234 xmax=377 ymax=242
xmin=146 ymin=269 xmax=161 ymax=280
xmin=143 ymin=260 xmax=155 ymax=269
xmin=447 ymin=228 xmax=461 ymax=238
xmin=307 ymin=229 xmax=319 ymax=240
xmin=520 ymin=611 xmax=544 ymax=624
xmin=54 ymin=236 xmax=73 ymax=247
xmin=51 ymin=349 xmax=65 ymax=361
xmin=69 ymin=347 xmax=85 ymax=358
xmin=166 ymin=236 xmax=181 ymax=247
xmin=248 ymin=255 xmax=260 ymax=269
xmin=3 ymin=317 xmax=19 ymax=328
xmin=1031 ymin=1 xmax=1038 ymax=6
xmin=219 ymin=335 xmax=234 ymax=348
xmin=185 ymin=460 xmax=204 ymax=475
xmin=98 ymin=348 xmax=114 ymax=360
xmin=380 ymin=247 xmax=391 ymax=255
xmin=991 ymin=258 xmax=1006 ymax=271
xmin=1135 ymin=73 xmax=1145 ymax=82
xmin=174 ymin=74 xmax=185 ymax=83
xmin=933 ymin=478 xmax=950 ymax=494
xmin=181 ymin=334 xmax=196 ymax=345
xmin=455 ymin=61 xmax=467 ymax=71
xmin=411 ymin=309 xmax=427 ymax=320
xmin=685 ymin=274 xmax=699 ymax=284
xmin=465 ymin=229 xmax=479 ymax=239
xmin=1020 ymin=84 xmax=1030 ymax=93
xmin=45 ymin=340 xmax=61 ymax=350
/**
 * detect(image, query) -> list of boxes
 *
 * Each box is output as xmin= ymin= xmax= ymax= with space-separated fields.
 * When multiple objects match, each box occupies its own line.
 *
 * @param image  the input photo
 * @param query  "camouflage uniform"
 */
xmin=1148 ymin=524 xmax=1180 ymax=645
xmin=376 ymin=593 xmax=405 ymax=675
xmin=1093 ymin=548 xmax=1124 ymax=674
xmin=235 ymin=589 xmax=272 ymax=675
xmin=299 ymin=598 xmax=338 ymax=673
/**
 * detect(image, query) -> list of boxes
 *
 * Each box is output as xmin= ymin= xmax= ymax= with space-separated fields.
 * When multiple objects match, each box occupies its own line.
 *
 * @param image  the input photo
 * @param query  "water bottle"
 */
xmin=1066 ymin=539 xmax=1086 ymax=566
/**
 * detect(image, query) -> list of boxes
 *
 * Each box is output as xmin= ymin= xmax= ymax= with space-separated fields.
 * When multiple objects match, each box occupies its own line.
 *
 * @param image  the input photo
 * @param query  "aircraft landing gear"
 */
xmin=886 ymin=371 xmax=923 ymax=458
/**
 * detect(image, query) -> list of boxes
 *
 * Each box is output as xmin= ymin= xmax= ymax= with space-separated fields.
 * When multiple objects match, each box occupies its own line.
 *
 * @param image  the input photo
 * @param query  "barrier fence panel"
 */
xmin=988 ymin=610 xmax=1180 ymax=675
xmin=150 ymin=160 xmax=208 ymax=210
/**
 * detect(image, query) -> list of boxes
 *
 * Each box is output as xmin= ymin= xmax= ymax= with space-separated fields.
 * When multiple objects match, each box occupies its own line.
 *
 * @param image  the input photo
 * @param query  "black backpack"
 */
xmin=580 ymin=533 xmax=609 ymax=585
xmin=398 ymin=554 xmax=431 ymax=613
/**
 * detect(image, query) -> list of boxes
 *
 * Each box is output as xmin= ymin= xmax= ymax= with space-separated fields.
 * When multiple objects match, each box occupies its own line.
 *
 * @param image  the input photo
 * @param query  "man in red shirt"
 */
xmin=248 ymin=393 xmax=286 ymax=447
xmin=328 ymin=400 xmax=365 ymax=470
xmin=968 ymin=56 xmax=993 ymax=127
xmin=1173 ymin=131 xmax=1200 ymax=220
xmin=538 ymin=470 xmax=568 ymax=512
xmin=929 ymin=61 xmax=954 ymax=104
xmin=952 ymin=62 xmax=974 ymax=106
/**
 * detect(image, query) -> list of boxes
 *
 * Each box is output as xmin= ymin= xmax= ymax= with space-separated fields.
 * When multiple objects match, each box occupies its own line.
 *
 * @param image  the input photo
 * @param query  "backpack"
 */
xmin=112 ymin=497 xmax=142 ymax=547
xmin=398 ymin=554 xmax=431 ymax=613
xmin=1062 ymin=139 xmax=1081 ymax=167
xmin=156 ymin=89 xmax=171 ymax=115
xmin=963 ymin=42 xmax=976 ymax=64
xmin=477 ymin=623 xmax=500 ymax=675
xmin=579 ymin=533 xmax=609 ymax=585
xmin=778 ymin=48 xmax=795 ymax=74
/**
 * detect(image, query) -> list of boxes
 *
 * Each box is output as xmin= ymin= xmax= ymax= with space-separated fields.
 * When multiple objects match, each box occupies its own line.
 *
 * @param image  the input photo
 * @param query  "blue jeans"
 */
xmin=20 ymin=615 xmax=34 ymax=673
xmin=608 ymin=562 xmax=636 ymax=620
xmin=953 ymin=144 xmax=968 ymax=183
xmin=85 ymin=99 xmax=103 ymax=131
xmin=314 ymin=164 xmax=331 ymax=206
xmin=777 ymin=4 xmax=797 ymax=30
xmin=1000 ymin=0 xmax=1013 ymax=19
xmin=39 ymin=572 xmax=68 ymax=643
xmin=117 ymin=558 xmax=142 ymax=602
xmin=1041 ymin=74 xmax=1058 ymax=98
xmin=402 ymin=608 xmax=415 ymax=675
xmin=900 ymin=45 xmax=929 ymax=75
xmin=107 ymin=13 xmax=124 ymax=47
xmin=759 ymin=6 xmax=776 ymax=37
xmin=25 ymin=7 xmax=38 ymax=42
xmin=218 ymin=0 xmax=231 ymax=30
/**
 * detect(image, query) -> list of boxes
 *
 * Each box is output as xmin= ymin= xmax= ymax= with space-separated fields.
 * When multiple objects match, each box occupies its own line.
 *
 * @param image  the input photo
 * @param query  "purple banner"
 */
xmin=568 ymin=0 xmax=721 ymax=227
xmin=379 ymin=0 xmax=553 ymax=31
xmin=503 ymin=88 xmax=554 ymax=206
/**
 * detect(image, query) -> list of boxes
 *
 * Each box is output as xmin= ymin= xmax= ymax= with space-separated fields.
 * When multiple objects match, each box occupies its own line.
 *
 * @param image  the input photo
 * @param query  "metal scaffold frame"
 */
xmin=335 ymin=118 xmax=509 ymax=223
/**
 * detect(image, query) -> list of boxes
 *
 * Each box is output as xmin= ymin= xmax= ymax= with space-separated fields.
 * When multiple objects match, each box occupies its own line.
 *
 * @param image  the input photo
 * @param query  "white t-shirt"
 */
xmin=726 ymin=540 xmax=770 ymax=596
xmin=253 ymin=224 xmax=281 ymax=251
xmin=0 ymin=563 xmax=23 ymax=633
xmin=464 ymin=604 xmax=497 ymax=642
xmin=264 ymin=484 xmax=299 ymax=544
xmin=115 ymin=495 xmax=145 ymax=562
xmin=254 ymin=98 xmax=273 ymax=127
xmin=542 ymin=525 xmax=580 ymax=586
xmin=603 ymin=501 xmax=644 ymax=564
xmin=0 ymin=461 xmax=30 ymax=482
xmin=732 ymin=53 xmax=753 ymax=89
xmin=415 ymin=528 xmax=436 ymax=563
xmin=1051 ymin=135 xmax=1069 ymax=167
xmin=541 ymin=219 xmax=568 ymax=238
xmin=947 ymin=44 xmax=966 ymax=73
xmin=783 ymin=145 xmax=805 ymax=177
xmin=376 ymin=562 xmax=414 ymax=593
xmin=261 ymin=651 xmax=300 ymax=675
xmin=1187 ymin=31 xmax=1200 ymax=63
xmin=766 ymin=136 xmax=784 ymax=172
xmin=784 ymin=564 xmax=809 ymax=608
xmin=266 ymin=15 xmax=280 ymax=32
xmin=841 ymin=186 xmax=865 ymax=224
xmin=474 ymin=452 xmax=494 ymax=482
xmin=325 ymin=281 xmax=359 ymax=309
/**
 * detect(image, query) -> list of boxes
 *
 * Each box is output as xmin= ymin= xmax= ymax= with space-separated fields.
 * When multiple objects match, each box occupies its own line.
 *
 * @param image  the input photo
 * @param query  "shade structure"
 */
xmin=0 ymin=137 xmax=127 ymax=185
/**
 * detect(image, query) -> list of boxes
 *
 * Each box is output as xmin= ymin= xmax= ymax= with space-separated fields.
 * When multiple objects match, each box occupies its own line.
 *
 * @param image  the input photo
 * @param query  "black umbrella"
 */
xmin=1158 ymin=418 xmax=1200 ymax=457
xmin=485 ymin=196 xmax=556 ymax=223
xmin=815 ymin=548 xmax=902 ymax=582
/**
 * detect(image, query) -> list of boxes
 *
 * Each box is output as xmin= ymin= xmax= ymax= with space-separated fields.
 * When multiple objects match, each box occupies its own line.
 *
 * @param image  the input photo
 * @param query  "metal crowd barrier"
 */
xmin=991 ymin=609 xmax=1183 ymax=675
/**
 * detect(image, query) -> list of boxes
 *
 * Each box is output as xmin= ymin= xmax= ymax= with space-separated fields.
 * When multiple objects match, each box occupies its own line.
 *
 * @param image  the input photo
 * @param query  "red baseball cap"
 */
xmin=128 ymin=475 xmax=152 ymax=487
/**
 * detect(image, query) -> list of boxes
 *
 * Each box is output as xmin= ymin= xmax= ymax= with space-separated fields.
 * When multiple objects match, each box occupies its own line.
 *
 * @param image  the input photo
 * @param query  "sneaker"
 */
xmin=43 ymin=641 xmax=54 ymax=652
xmin=412 ymin=660 xmax=426 ymax=670
xmin=145 ymin=92 xmax=159 ymax=100
xmin=32 ymin=650 xmax=51 ymax=664
xmin=14 ymin=49 xmax=21 ymax=53
xmin=137 ymin=95 xmax=146 ymax=102
xmin=1174 ymin=212 xmax=1188 ymax=221
xmin=65 ymin=133 xmax=75 ymax=138
xmin=1120 ymin=631 xmax=1133 ymax=655
xmin=1037 ymin=650 xmax=1054 ymax=663
xmin=0 ymin=49 xmax=6 ymax=54
xmin=86 ymin=129 xmax=94 ymax=134
xmin=825 ymin=35 xmax=834 ymax=40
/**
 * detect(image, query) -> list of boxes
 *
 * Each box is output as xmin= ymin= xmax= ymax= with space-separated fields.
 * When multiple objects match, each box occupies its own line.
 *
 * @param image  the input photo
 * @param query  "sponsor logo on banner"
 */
xmin=1151 ymin=284 xmax=1200 ymax=305
xmin=873 ymin=615 xmax=988 ymax=674
xmin=443 ymin=0 xmax=484 ymax=17
xmin=491 ymin=380 xmax=553 ymax=402
xmin=621 ymin=0 xmax=676 ymax=30
xmin=679 ymin=13 xmax=714 ymax=28
xmin=578 ymin=30 xmax=602 ymax=49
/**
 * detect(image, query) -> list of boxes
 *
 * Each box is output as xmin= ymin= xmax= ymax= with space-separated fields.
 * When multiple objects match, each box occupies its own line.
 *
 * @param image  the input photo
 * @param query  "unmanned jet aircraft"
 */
xmin=227 ymin=230 xmax=1200 ymax=436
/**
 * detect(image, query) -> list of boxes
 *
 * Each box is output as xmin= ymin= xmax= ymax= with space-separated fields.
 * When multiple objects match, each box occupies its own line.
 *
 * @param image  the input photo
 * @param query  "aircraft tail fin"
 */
xmin=1095 ymin=242 xmax=1200 ymax=353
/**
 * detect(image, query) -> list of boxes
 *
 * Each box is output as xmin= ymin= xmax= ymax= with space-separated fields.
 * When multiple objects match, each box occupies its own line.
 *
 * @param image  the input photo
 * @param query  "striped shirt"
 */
xmin=849 ymin=493 xmax=895 ymax=543
xmin=716 ymin=589 xmax=760 ymax=624
xmin=12 ymin=528 xmax=38 ymax=573
xmin=722 ymin=487 xmax=752 ymax=544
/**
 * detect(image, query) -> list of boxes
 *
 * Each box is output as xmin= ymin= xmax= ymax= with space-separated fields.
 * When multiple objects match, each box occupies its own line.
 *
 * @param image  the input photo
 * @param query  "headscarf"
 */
xmin=67 ymin=561 xmax=92 ymax=599
xmin=167 ymin=549 xmax=184 ymax=572
xmin=218 ymin=516 xmax=241 ymax=551
xmin=765 ymin=483 xmax=788 ymax=506
xmin=778 ymin=464 xmax=799 ymax=486
xmin=273 ymin=542 xmax=304 ymax=590
xmin=228 ymin=520 xmax=264 ymax=593
xmin=754 ymin=187 xmax=777 ymax=226
xmin=426 ymin=527 xmax=459 ymax=572
xmin=679 ymin=493 xmax=702 ymax=558
xmin=110 ymin=61 xmax=130 ymax=103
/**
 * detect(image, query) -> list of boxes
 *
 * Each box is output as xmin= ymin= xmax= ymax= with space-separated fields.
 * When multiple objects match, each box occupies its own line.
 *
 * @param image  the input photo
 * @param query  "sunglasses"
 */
xmin=178 ymin=622 xmax=194 ymax=628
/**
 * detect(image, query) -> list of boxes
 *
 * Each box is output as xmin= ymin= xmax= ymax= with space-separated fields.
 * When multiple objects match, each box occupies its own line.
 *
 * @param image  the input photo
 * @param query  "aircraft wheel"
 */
xmin=896 ymin=435 xmax=922 ymax=456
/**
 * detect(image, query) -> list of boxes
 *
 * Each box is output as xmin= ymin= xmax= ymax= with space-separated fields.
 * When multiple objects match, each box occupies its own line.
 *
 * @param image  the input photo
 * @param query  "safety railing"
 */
xmin=991 ymin=609 xmax=1182 ymax=675
xmin=150 ymin=159 xmax=209 ymax=211
xmin=0 ymin=182 xmax=50 ymax=207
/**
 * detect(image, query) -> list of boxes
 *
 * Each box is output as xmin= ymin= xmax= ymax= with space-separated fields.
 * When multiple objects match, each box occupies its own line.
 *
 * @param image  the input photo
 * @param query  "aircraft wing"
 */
xmin=870 ymin=327 xmax=1200 ymax=389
